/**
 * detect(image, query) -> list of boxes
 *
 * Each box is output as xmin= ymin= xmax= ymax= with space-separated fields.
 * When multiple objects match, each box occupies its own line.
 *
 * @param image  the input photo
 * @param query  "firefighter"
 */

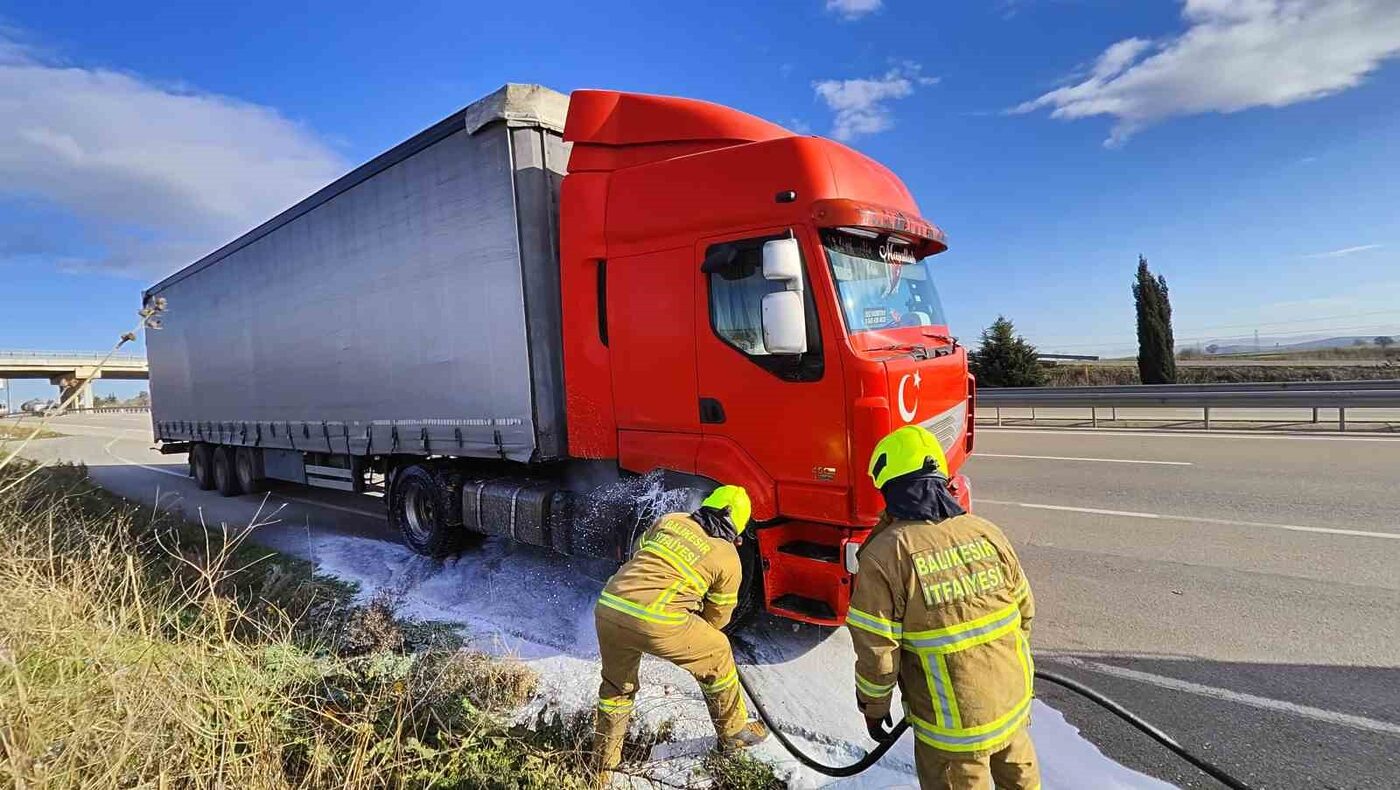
xmin=592 ymin=485 xmax=770 ymax=775
xmin=848 ymin=425 xmax=1040 ymax=789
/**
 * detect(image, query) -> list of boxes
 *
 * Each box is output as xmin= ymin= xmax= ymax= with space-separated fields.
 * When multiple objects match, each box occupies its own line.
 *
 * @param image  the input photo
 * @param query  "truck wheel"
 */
xmin=725 ymin=536 xmax=763 ymax=633
xmin=212 ymin=446 xmax=244 ymax=497
xmin=235 ymin=447 xmax=266 ymax=494
xmin=190 ymin=444 xmax=215 ymax=490
xmin=391 ymin=464 xmax=465 ymax=557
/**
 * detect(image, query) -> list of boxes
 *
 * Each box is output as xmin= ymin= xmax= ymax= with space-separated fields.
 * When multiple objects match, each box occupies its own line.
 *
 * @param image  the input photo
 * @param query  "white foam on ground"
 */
xmin=294 ymin=530 xmax=1172 ymax=789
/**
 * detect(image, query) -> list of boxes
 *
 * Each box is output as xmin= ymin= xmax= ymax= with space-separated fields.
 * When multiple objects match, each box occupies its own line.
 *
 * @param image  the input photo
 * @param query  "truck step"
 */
xmin=777 ymin=540 xmax=840 ymax=563
xmin=770 ymin=594 xmax=837 ymax=621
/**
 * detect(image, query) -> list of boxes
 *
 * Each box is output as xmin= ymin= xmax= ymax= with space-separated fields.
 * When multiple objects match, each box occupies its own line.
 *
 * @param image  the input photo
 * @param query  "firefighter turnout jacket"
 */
xmin=848 ymin=512 xmax=1035 ymax=756
xmin=598 ymin=512 xmax=743 ymax=630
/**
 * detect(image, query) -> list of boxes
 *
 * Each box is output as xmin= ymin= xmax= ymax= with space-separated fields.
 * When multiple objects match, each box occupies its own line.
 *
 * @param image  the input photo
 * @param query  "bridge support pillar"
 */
xmin=51 ymin=368 xmax=100 ymax=411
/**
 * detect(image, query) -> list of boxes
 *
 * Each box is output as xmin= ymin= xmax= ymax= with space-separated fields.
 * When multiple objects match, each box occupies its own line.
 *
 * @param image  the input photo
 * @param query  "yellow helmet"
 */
xmin=868 ymin=425 xmax=949 ymax=489
xmin=701 ymin=485 xmax=752 ymax=534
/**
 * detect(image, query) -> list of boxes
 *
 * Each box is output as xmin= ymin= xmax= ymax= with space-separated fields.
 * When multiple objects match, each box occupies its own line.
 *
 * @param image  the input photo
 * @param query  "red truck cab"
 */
xmin=558 ymin=90 xmax=974 ymax=625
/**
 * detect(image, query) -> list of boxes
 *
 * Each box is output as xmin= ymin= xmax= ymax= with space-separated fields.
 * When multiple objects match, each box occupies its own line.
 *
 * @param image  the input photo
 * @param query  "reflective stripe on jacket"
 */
xmin=598 ymin=513 xmax=743 ymax=630
xmin=848 ymin=513 xmax=1035 ymax=755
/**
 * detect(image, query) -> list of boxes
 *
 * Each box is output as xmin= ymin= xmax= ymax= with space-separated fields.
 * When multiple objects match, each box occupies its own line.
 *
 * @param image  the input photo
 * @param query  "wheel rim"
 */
xmin=236 ymin=454 xmax=252 ymax=488
xmin=403 ymin=482 xmax=436 ymax=543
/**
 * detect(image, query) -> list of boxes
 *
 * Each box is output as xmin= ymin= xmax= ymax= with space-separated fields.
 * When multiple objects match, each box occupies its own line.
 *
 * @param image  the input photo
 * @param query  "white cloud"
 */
xmin=1013 ymin=0 xmax=1400 ymax=146
xmin=1303 ymin=243 xmax=1382 ymax=258
xmin=813 ymin=64 xmax=938 ymax=140
xmin=0 ymin=33 xmax=346 ymax=276
xmin=825 ymin=0 xmax=882 ymax=21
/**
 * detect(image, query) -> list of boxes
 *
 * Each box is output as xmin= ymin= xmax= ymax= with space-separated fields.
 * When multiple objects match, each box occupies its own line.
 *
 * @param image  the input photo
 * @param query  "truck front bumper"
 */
xmin=758 ymin=472 xmax=972 ymax=627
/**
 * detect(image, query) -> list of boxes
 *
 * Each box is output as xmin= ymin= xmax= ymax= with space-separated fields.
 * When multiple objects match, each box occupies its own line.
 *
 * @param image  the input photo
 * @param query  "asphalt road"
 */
xmin=12 ymin=413 xmax=1400 ymax=789
xmin=966 ymin=427 xmax=1400 ymax=789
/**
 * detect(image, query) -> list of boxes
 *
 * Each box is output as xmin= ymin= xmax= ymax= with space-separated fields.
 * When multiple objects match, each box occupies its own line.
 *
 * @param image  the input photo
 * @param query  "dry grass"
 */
xmin=701 ymin=750 xmax=787 ymax=790
xmin=0 ymin=423 xmax=63 ymax=441
xmin=0 ymin=463 xmax=594 ymax=789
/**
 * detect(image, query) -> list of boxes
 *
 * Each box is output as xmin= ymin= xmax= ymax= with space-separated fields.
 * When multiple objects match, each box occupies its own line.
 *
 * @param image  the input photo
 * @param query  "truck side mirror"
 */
xmin=760 ymin=237 xmax=807 ymax=354
xmin=762 ymin=238 xmax=803 ymax=289
xmin=762 ymin=291 xmax=808 ymax=354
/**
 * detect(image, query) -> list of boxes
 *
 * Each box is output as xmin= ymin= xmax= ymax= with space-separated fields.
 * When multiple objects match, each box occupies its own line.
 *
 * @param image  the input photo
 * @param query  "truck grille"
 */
xmin=919 ymin=401 xmax=967 ymax=457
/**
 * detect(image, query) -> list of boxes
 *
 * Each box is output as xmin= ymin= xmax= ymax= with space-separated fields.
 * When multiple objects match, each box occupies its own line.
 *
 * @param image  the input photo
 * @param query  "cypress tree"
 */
xmin=969 ymin=316 xmax=1047 ymax=387
xmin=1133 ymin=255 xmax=1177 ymax=384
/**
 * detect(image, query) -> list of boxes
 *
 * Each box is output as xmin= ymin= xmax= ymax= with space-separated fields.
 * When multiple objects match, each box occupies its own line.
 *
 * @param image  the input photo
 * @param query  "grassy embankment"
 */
xmin=0 ymin=461 xmax=780 ymax=789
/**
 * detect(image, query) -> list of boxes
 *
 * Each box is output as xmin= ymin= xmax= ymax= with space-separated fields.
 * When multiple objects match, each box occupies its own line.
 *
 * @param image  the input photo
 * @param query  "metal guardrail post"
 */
xmin=1204 ymin=406 xmax=1211 ymax=430
xmin=1339 ymin=408 xmax=1346 ymax=432
xmin=1091 ymin=407 xmax=1098 ymax=428
xmin=1111 ymin=406 xmax=1117 ymax=422
xmin=996 ymin=406 xmax=1002 ymax=426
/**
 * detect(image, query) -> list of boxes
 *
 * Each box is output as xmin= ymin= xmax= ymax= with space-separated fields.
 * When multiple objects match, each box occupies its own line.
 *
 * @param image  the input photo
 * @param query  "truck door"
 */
xmin=607 ymin=246 xmax=701 ymax=473
xmin=693 ymin=226 xmax=849 ymax=524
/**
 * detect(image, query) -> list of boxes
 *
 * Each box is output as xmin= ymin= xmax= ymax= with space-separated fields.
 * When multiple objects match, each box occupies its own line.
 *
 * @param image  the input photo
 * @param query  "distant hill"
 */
xmin=1205 ymin=336 xmax=1383 ymax=355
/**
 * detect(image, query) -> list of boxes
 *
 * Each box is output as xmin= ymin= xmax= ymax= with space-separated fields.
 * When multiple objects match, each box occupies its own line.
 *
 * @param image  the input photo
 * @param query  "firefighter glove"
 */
xmin=865 ymin=712 xmax=895 ymax=743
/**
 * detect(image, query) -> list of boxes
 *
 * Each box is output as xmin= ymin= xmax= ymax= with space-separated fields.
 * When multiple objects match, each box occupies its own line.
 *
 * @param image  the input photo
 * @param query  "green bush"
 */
xmin=969 ymin=316 xmax=1048 ymax=388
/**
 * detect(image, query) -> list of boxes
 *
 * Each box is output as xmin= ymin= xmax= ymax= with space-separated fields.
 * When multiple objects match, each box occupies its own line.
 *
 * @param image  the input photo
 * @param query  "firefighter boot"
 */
xmin=718 ymin=720 xmax=771 ymax=752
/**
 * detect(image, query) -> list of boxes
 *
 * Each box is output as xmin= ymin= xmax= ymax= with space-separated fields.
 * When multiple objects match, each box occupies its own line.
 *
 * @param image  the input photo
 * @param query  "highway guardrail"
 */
xmin=977 ymin=380 xmax=1400 ymax=431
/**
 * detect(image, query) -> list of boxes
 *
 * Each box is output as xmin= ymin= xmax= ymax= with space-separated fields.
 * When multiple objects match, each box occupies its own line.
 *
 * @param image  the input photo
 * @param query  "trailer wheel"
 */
xmin=391 ymin=464 xmax=465 ymax=557
xmin=212 ymin=446 xmax=243 ymax=497
xmin=190 ymin=443 xmax=215 ymax=490
xmin=235 ymin=447 xmax=266 ymax=494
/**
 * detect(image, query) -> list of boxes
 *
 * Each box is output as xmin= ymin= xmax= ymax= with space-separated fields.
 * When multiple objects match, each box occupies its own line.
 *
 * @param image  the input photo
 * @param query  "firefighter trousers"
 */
xmin=593 ymin=607 xmax=747 ymax=769
xmin=914 ymin=723 xmax=1040 ymax=790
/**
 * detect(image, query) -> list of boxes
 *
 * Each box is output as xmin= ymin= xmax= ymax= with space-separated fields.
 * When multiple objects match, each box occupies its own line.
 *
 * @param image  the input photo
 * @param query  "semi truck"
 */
xmin=144 ymin=83 xmax=974 ymax=628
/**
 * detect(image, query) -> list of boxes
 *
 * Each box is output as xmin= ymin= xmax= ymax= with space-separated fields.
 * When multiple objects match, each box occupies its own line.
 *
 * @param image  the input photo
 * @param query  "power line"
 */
xmin=1030 ymin=309 xmax=1400 ymax=349
xmin=1038 ymin=321 xmax=1400 ymax=350
xmin=1168 ymin=308 xmax=1400 ymax=334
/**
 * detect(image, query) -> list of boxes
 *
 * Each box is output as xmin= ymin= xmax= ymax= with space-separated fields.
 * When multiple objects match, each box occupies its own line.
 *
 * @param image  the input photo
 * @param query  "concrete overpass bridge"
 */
xmin=0 ymin=351 xmax=149 ymax=410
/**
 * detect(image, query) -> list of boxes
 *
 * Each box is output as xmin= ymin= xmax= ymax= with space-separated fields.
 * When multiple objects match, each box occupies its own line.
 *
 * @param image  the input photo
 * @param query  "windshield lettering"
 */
xmin=823 ymin=230 xmax=948 ymax=335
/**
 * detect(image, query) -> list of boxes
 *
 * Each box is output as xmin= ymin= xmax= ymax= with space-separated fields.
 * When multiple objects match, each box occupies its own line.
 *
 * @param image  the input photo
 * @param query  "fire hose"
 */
xmin=734 ymin=667 xmax=1258 ymax=789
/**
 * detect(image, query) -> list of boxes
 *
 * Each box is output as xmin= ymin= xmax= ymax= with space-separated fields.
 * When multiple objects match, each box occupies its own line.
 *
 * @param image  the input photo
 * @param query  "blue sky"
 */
xmin=2 ymin=0 xmax=1399 ymax=401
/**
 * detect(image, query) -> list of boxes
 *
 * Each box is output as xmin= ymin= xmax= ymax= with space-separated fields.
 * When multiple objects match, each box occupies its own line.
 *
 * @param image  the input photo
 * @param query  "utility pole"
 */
xmin=1254 ymin=329 xmax=1260 ymax=353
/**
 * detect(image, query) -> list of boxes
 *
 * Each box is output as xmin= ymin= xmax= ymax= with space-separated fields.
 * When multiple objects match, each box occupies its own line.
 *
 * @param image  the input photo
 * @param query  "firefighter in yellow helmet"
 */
xmin=848 ymin=425 xmax=1040 ymax=790
xmin=592 ymin=485 xmax=770 ymax=776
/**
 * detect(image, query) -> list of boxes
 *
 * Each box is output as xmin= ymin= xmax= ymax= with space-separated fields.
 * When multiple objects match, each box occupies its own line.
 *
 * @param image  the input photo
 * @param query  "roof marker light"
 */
xmin=837 ymin=226 xmax=880 ymax=239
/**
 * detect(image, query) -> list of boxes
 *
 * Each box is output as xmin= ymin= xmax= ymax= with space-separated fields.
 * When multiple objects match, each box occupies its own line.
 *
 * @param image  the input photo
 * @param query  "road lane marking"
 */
xmin=105 ymin=440 xmax=382 ymax=519
xmin=978 ymin=453 xmax=1191 ymax=466
xmin=1047 ymin=656 xmax=1400 ymax=737
xmin=978 ymin=498 xmax=1400 ymax=541
xmin=981 ymin=427 xmax=1400 ymax=443
xmin=277 ymin=494 xmax=382 ymax=520
xmin=104 ymin=437 xmax=186 ymax=478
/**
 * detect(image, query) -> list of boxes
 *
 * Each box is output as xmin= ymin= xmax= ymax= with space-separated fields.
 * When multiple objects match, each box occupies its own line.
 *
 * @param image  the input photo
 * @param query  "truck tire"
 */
xmin=391 ymin=464 xmax=465 ymax=557
xmin=725 ymin=536 xmax=763 ymax=633
xmin=212 ymin=446 xmax=243 ymax=497
xmin=190 ymin=443 xmax=215 ymax=491
xmin=621 ymin=481 xmax=761 ymax=632
xmin=235 ymin=447 xmax=266 ymax=494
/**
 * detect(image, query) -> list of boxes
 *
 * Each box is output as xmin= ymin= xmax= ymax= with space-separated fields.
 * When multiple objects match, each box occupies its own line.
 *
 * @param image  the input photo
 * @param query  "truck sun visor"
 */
xmin=811 ymin=198 xmax=947 ymax=257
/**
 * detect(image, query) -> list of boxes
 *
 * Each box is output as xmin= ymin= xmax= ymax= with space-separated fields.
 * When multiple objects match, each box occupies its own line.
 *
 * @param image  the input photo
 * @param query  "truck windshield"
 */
xmin=822 ymin=230 xmax=947 ymax=335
